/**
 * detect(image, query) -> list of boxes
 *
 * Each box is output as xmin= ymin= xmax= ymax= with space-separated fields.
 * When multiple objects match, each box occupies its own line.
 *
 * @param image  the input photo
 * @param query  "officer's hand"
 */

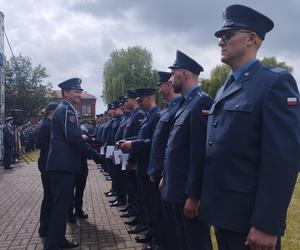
xmin=82 ymin=135 xmax=88 ymax=140
xmin=245 ymin=226 xmax=277 ymax=250
xmin=119 ymin=141 xmax=132 ymax=151
xmin=159 ymin=178 xmax=164 ymax=192
xmin=184 ymin=197 xmax=200 ymax=219
xmin=116 ymin=140 xmax=125 ymax=149
xmin=149 ymin=176 xmax=155 ymax=182
xmin=126 ymin=163 xmax=136 ymax=172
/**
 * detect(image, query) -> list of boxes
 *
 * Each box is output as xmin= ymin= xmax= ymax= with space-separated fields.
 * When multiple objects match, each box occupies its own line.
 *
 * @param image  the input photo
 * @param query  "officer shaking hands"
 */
xmin=200 ymin=5 xmax=300 ymax=250
xmin=45 ymin=78 xmax=102 ymax=250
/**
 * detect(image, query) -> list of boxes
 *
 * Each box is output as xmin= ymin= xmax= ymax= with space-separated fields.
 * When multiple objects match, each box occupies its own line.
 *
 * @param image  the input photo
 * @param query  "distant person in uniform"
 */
xmin=145 ymin=71 xmax=181 ymax=250
xmin=160 ymin=50 xmax=213 ymax=250
xmin=44 ymin=78 xmax=101 ymax=250
xmin=36 ymin=102 xmax=58 ymax=237
xmin=3 ymin=117 xmax=15 ymax=169
xmin=201 ymin=5 xmax=300 ymax=250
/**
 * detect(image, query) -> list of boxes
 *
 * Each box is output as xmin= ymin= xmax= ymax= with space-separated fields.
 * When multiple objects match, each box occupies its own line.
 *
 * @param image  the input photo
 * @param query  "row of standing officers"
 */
xmin=38 ymin=4 xmax=300 ymax=250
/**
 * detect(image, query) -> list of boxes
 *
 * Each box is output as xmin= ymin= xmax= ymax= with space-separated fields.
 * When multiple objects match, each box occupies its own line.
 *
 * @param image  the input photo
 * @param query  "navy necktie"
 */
xmin=224 ymin=74 xmax=235 ymax=90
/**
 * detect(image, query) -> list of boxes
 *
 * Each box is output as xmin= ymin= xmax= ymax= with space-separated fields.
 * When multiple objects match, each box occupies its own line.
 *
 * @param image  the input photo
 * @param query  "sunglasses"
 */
xmin=220 ymin=29 xmax=252 ymax=42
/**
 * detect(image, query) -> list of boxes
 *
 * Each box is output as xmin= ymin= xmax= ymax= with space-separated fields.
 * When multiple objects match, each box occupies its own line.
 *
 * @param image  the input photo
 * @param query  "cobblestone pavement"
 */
xmin=0 ymin=160 xmax=144 ymax=250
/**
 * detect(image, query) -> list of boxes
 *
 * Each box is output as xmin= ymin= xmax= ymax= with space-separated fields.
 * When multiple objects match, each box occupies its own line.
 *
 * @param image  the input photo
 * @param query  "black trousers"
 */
xmin=69 ymin=161 xmax=89 ymax=214
xmin=151 ymin=178 xmax=166 ymax=247
xmin=126 ymin=170 xmax=140 ymax=214
xmin=115 ymin=164 xmax=126 ymax=202
xmin=3 ymin=146 xmax=13 ymax=168
xmin=161 ymin=199 xmax=179 ymax=250
xmin=39 ymin=173 xmax=53 ymax=233
xmin=173 ymin=203 xmax=212 ymax=250
xmin=215 ymin=227 xmax=281 ymax=250
xmin=135 ymin=175 xmax=150 ymax=226
xmin=44 ymin=172 xmax=75 ymax=250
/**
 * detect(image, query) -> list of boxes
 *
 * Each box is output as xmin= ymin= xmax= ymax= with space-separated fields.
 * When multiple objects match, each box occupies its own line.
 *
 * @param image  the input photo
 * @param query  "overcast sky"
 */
xmin=1 ymin=0 xmax=300 ymax=113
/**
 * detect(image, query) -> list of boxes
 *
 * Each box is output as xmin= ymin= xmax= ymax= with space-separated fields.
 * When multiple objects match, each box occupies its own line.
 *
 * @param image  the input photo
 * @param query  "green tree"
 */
xmin=201 ymin=64 xmax=230 ymax=99
xmin=202 ymin=56 xmax=293 ymax=99
xmin=5 ymin=54 xmax=51 ymax=120
xmin=103 ymin=46 xmax=157 ymax=104
xmin=260 ymin=56 xmax=293 ymax=73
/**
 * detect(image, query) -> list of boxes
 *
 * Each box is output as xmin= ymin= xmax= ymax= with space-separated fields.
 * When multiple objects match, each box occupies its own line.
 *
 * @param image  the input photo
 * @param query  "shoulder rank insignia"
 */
xmin=270 ymin=67 xmax=286 ymax=74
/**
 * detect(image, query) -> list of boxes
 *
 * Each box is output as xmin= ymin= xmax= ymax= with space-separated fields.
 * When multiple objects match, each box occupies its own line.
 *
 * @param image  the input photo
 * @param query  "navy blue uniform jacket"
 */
xmin=36 ymin=118 xmax=51 ymax=173
xmin=3 ymin=124 xmax=14 ymax=147
xmin=201 ymin=61 xmax=300 ymax=236
xmin=161 ymin=86 xmax=213 ymax=204
xmin=147 ymin=97 xmax=182 ymax=177
xmin=128 ymin=106 xmax=161 ymax=177
xmin=46 ymin=100 xmax=99 ymax=174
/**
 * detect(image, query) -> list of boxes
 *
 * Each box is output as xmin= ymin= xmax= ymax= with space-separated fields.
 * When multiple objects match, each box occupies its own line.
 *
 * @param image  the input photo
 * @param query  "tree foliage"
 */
xmin=201 ymin=56 xmax=294 ymax=99
xmin=103 ymin=46 xmax=158 ymax=104
xmin=201 ymin=64 xmax=230 ymax=99
xmin=5 ymin=54 xmax=51 ymax=120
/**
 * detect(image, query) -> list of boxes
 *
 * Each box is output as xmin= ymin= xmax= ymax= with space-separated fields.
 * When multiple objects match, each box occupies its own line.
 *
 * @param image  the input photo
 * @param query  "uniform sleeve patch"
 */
xmin=287 ymin=97 xmax=298 ymax=106
xmin=201 ymin=110 xmax=210 ymax=116
xmin=68 ymin=115 xmax=76 ymax=123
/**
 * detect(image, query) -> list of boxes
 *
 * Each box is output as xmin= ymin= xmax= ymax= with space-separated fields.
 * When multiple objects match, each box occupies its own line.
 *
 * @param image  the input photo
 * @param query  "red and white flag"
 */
xmin=202 ymin=110 xmax=210 ymax=116
xmin=287 ymin=97 xmax=298 ymax=106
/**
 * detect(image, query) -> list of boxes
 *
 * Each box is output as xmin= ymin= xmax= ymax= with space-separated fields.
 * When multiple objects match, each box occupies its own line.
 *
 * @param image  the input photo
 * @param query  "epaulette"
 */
xmin=197 ymin=91 xmax=203 ymax=97
xmin=270 ymin=67 xmax=287 ymax=74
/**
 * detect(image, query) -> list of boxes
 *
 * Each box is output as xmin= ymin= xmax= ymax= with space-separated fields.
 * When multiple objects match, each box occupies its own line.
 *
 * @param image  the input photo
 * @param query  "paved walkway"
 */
xmin=0 ymin=159 xmax=144 ymax=250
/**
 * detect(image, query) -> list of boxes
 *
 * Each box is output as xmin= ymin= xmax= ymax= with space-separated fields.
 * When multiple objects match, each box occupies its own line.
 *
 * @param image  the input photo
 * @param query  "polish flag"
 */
xmin=287 ymin=97 xmax=298 ymax=106
xmin=202 ymin=110 xmax=210 ymax=116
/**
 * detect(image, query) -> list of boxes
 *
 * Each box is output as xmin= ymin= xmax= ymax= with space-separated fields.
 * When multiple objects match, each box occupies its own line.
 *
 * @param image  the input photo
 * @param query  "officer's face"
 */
xmin=171 ymin=69 xmax=184 ymax=93
xmin=218 ymin=29 xmax=252 ymax=66
xmin=64 ymin=89 xmax=82 ymax=104
xmin=159 ymin=82 xmax=172 ymax=100
xmin=124 ymin=98 xmax=134 ymax=110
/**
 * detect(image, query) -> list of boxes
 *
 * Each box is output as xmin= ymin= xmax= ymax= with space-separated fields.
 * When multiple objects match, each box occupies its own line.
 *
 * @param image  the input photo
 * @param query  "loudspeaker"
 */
xmin=11 ymin=109 xmax=24 ymax=126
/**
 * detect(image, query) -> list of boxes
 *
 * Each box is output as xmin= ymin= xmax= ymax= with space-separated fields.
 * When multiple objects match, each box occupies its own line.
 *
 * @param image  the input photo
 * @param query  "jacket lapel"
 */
xmin=213 ymin=61 xmax=262 ymax=107
xmin=174 ymin=87 xmax=199 ymax=121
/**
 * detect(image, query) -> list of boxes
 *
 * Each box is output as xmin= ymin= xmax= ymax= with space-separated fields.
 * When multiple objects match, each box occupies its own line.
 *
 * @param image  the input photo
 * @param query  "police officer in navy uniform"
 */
xmin=45 ymin=78 xmax=101 ymax=250
xmin=3 ymin=117 xmax=15 ymax=169
xmin=144 ymin=71 xmax=181 ymax=250
xmin=120 ymin=88 xmax=161 ymax=237
xmin=112 ymin=97 xmax=129 ymax=207
xmin=200 ymin=5 xmax=300 ymax=250
xmin=36 ymin=102 xmax=58 ymax=237
xmin=68 ymin=114 xmax=90 ymax=224
xmin=117 ymin=90 xmax=144 ymax=219
xmin=160 ymin=51 xmax=213 ymax=250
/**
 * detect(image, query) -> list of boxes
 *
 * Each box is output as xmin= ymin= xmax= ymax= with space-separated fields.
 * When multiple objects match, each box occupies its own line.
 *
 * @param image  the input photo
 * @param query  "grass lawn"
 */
xmin=282 ymin=175 xmax=300 ymax=249
xmin=17 ymin=151 xmax=300 ymax=249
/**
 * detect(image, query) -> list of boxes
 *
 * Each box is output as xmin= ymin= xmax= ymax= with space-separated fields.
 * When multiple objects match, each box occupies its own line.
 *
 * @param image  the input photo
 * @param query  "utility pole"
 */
xmin=0 ymin=11 xmax=5 ymax=160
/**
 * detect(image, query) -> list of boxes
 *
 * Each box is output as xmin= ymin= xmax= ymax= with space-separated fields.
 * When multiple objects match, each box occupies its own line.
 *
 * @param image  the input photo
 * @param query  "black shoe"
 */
xmin=109 ymin=198 xmax=118 ymax=203
xmin=111 ymin=201 xmax=126 ymax=207
xmin=4 ymin=166 xmax=14 ymax=169
xmin=104 ymin=190 xmax=112 ymax=195
xmin=105 ymin=177 xmax=112 ymax=181
xmin=127 ymin=224 xmax=148 ymax=234
xmin=67 ymin=214 xmax=77 ymax=224
xmin=135 ymin=234 xmax=152 ymax=244
xmin=125 ymin=218 xmax=138 ymax=226
xmin=75 ymin=210 xmax=88 ymax=219
xmin=105 ymin=192 xmax=116 ymax=197
xmin=60 ymin=239 xmax=80 ymax=248
xmin=119 ymin=206 xmax=129 ymax=213
xmin=120 ymin=211 xmax=136 ymax=218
